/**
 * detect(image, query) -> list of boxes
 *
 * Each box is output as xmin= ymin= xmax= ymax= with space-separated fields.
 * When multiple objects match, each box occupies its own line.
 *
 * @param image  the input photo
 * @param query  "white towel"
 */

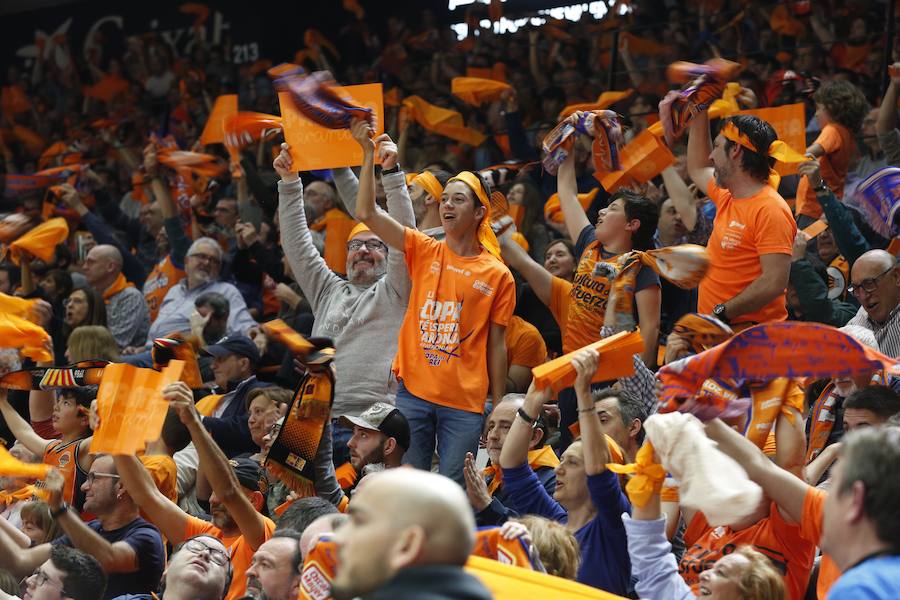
xmin=644 ymin=412 xmax=764 ymax=526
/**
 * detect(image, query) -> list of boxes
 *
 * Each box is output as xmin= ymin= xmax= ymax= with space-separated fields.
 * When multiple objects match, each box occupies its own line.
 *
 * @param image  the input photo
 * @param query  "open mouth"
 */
xmin=699 ymin=585 xmax=711 ymax=596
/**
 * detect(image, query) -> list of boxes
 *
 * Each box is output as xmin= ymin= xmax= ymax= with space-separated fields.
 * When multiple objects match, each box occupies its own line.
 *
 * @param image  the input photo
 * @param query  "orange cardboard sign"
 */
xmin=735 ymin=103 xmax=806 ymax=176
xmin=801 ymin=220 xmax=828 ymax=239
xmin=200 ymin=94 xmax=238 ymax=146
xmin=600 ymin=129 xmax=675 ymax=193
xmin=531 ymin=330 xmax=644 ymax=393
xmin=90 ymin=361 xmax=185 ymax=456
xmin=278 ymin=83 xmax=384 ymax=171
xmin=0 ymin=312 xmax=52 ymax=363
xmin=0 ymin=444 xmax=50 ymax=480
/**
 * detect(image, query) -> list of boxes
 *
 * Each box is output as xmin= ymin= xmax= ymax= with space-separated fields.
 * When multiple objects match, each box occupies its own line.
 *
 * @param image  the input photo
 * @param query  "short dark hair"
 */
xmin=611 ymin=189 xmax=659 ymax=251
xmin=591 ymin=388 xmax=649 ymax=444
xmin=275 ymin=496 xmax=338 ymax=535
xmin=272 ymin=528 xmax=304 ymax=573
xmin=42 ymin=268 xmax=73 ymax=300
xmin=845 ymin=385 xmax=900 ymax=421
xmin=50 ymin=545 xmax=108 ymax=600
xmin=837 ymin=426 xmax=900 ymax=546
xmin=722 ymin=115 xmax=778 ymax=183
xmin=195 ymin=291 xmax=230 ymax=320
xmin=161 ymin=407 xmax=192 ymax=453
xmin=427 ymin=169 xmax=452 ymax=188
xmin=0 ymin=262 xmax=20 ymax=289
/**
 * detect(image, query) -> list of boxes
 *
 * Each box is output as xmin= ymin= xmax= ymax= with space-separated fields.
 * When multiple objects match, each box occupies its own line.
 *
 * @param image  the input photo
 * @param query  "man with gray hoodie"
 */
xmin=274 ymin=140 xmax=413 ymax=466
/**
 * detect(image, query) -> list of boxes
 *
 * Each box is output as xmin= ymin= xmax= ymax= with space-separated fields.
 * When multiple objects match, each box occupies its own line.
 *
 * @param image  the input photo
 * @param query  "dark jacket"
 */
xmin=365 ymin=565 xmax=493 ymax=600
xmin=789 ymin=259 xmax=859 ymax=326
xmin=202 ymin=375 xmax=268 ymax=458
xmin=476 ymin=464 xmax=556 ymax=527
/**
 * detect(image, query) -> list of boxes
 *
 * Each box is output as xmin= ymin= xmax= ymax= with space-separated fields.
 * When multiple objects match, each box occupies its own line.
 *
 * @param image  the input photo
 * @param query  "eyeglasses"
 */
xmin=848 ymin=265 xmax=895 ymax=297
xmin=189 ymin=252 xmax=222 ymax=265
xmin=23 ymin=567 xmax=70 ymax=596
xmin=184 ymin=538 xmax=231 ymax=566
xmin=86 ymin=472 xmax=121 ymax=485
xmin=347 ymin=240 xmax=388 ymax=253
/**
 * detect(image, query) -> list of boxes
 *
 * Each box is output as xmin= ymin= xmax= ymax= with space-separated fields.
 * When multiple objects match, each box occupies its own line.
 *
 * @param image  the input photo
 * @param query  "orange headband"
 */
xmin=347 ymin=222 xmax=371 ymax=242
xmin=412 ymin=171 xmax=443 ymax=202
xmin=720 ymin=120 xmax=807 ymax=188
xmin=446 ymin=171 xmax=501 ymax=260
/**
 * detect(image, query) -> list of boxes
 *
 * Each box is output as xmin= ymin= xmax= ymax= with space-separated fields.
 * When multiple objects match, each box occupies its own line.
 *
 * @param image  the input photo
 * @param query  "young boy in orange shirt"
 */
xmin=795 ymin=80 xmax=869 ymax=227
xmin=349 ymin=119 xmax=516 ymax=486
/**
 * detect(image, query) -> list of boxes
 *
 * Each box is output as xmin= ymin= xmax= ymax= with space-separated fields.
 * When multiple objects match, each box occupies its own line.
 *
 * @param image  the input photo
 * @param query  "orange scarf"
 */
xmin=102 ymin=273 xmax=134 ymax=303
xmin=806 ymin=372 xmax=885 ymax=463
xmin=484 ymin=445 xmax=560 ymax=496
xmin=446 ymin=171 xmax=502 ymax=260
xmin=720 ymin=120 xmax=807 ymax=189
xmin=0 ymin=484 xmax=38 ymax=505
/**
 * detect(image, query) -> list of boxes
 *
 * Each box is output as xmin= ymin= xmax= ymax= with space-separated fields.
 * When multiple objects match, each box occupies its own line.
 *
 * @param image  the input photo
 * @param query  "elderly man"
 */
xmin=244 ymin=529 xmax=303 ymax=600
xmin=0 ymin=455 xmax=166 ymax=599
xmin=846 ymin=250 xmax=900 ymax=357
xmin=142 ymin=237 xmax=258 ymax=347
xmin=274 ymin=143 xmax=414 ymax=467
xmin=156 ymin=534 xmax=234 ymax=600
xmin=83 ymin=244 xmax=150 ymax=348
xmin=331 ymin=469 xmax=491 ymax=600
xmin=686 ymin=111 xmax=796 ymax=328
xmin=5 ymin=545 xmax=107 ymax=600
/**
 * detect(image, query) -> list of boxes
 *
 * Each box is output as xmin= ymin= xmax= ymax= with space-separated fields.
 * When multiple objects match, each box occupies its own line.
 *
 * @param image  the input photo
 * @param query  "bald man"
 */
xmin=331 ymin=469 xmax=491 ymax=600
xmin=84 ymin=244 xmax=150 ymax=349
xmin=846 ymin=249 xmax=900 ymax=357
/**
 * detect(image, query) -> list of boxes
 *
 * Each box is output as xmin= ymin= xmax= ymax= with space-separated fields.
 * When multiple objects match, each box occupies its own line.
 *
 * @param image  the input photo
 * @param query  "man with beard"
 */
xmin=331 ymin=469 xmax=491 ymax=600
xmin=114 ymin=382 xmax=275 ymax=600
xmin=0 ymin=455 xmax=166 ymax=599
xmin=340 ymin=402 xmax=410 ymax=473
xmin=154 ymin=534 xmax=234 ymax=600
xmin=275 ymin=142 xmax=414 ymax=467
xmin=685 ymin=112 xmax=796 ymax=328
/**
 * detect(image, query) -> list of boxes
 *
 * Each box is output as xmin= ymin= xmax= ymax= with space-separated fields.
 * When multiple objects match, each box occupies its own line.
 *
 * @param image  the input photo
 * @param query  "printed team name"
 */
xmin=570 ymin=272 xmax=609 ymax=308
xmin=418 ymin=299 xmax=464 ymax=366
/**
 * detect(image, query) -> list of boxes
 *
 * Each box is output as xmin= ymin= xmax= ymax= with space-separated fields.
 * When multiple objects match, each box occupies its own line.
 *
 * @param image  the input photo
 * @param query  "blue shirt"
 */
xmin=501 ymin=463 xmax=632 ymax=594
xmin=827 ymin=555 xmax=900 ymax=599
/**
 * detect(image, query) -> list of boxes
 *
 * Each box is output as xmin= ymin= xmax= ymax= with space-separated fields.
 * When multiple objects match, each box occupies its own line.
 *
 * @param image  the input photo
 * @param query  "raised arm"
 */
xmin=685 ymin=110 xmax=714 ymax=191
xmin=704 ymin=419 xmax=808 ymax=523
xmin=113 ymin=454 xmax=190 ymax=546
xmin=165 ymin=382 xmax=267 ymax=550
xmin=332 ymin=167 xmax=361 ymax=219
xmin=0 ymin=512 xmax=32 ymax=548
xmin=556 ymin=130 xmax=591 ymax=242
xmin=499 ymin=236 xmax=553 ymax=306
xmin=350 ymin=120 xmax=406 ymax=251
xmin=0 ymin=389 xmax=50 ymax=457
xmin=876 ymin=67 xmax=900 ymax=135
xmin=571 ymin=349 xmax=610 ymax=476
xmin=660 ymin=166 xmax=699 ymax=232
xmin=46 ymin=469 xmax=140 ymax=573
xmin=0 ymin=523 xmax=50 ymax=579
xmin=499 ymin=383 xmax=551 ymax=469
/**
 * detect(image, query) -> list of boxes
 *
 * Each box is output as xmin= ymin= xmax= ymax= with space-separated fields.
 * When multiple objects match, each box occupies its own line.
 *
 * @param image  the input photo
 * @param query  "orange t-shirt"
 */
xmin=183 ymin=514 xmax=276 ymax=600
xmin=139 ymin=454 xmax=178 ymax=504
xmin=795 ymin=123 xmax=854 ymax=219
xmin=681 ymin=504 xmax=816 ymax=600
xmin=505 ymin=315 xmax=547 ymax=368
xmin=549 ymin=244 xmax=616 ymax=354
xmin=699 ymin=180 xmax=796 ymax=324
xmin=143 ymin=256 xmax=186 ymax=322
xmin=394 ymin=228 xmax=516 ymax=413
xmin=799 ymin=486 xmax=841 ymax=599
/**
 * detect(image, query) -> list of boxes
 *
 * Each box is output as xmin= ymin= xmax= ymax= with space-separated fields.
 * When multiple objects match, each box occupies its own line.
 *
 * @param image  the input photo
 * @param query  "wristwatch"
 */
xmin=713 ymin=303 xmax=730 ymax=324
xmin=814 ymin=180 xmax=829 ymax=193
xmin=517 ymin=407 xmax=538 ymax=428
xmin=382 ymin=164 xmax=401 ymax=175
xmin=51 ymin=502 xmax=69 ymax=519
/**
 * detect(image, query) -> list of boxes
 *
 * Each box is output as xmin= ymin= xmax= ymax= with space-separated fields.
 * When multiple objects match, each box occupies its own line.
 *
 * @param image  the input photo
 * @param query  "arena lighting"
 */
xmin=448 ymin=1 xmax=627 ymax=39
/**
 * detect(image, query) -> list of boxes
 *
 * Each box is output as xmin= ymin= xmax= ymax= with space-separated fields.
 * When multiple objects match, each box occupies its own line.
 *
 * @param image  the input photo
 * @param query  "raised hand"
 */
xmin=349 ymin=117 xmax=376 ymax=154
xmin=374 ymin=133 xmax=399 ymax=170
xmin=273 ymin=143 xmax=298 ymax=182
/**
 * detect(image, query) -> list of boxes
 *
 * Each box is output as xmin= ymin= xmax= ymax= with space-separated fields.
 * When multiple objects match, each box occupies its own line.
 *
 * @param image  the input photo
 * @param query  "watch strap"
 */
xmin=51 ymin=502 xmax=69 ymax=519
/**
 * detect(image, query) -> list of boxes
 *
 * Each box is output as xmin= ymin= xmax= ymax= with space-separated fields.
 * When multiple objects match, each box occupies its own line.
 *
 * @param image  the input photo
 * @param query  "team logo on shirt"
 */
xmin=472 ymin=280 xmax=494 ymax=296
xmin=429 ymin=261 xmax=441 ymax=274
xmin=446 ymin=264 xmax=472 ymax=277
xmin=418 ymin=298 xmax=473 ymax=366
xmin=300 ymin=564 xmax=331 ymax=600
xmin=721 ymin=220 xmax=746 ymax=250
xmin=57 ymin=452 xmax=71 ymax=468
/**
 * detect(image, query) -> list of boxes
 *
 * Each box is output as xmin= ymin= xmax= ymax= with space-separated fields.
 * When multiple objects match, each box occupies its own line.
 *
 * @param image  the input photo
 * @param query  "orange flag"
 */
xmin=543 ymin=188 xmax=599 ymax=224
xmin=402 ymin=95 xmax=487 ymax=147
xmin=224 ymin=112 xmax=283 ymax=152
xmin=735 ymin=103 xmax=806 ymax=176
xmin=82 ymin=75 xmax=129 ymax=102
xmin=466 ymin=555 xmax=627 ymax=599
xmin=600 ymin=129 xmax=675 ymax=193
xmin=531 ymin=330 xmax=645 ymax=393
xmin=451 ymin=77 xmax=512 ymax=107
xmin=708 ymin=82 xmax=741 ymax=120
xmin=157 ymin=149 xmax=228 ymax=178
xmin=8 ymin=217 xmax=69 ymax=264
xmin=278 ymin=83 xmax=384 ymax=171
xmin=89 ymin=361 xmax=185 ymax=456
xmin=0 ymin=292 xmax=41 ymax=323
xmin=199 ymin=94 xmax=238 ymax=146
xmin=262 ymin=319 xmax=315 ymax=355
xmin=383 ymin=88 xmax=402 ymax=107
xmin=466 ymin=63 xmax=507 ymax=83
xmin=559 ymin=89 xmax=634 ymax=119
xmin=0 ymin=444 xmax=50 ymax=480
xmin=0 ymin=312 xmax=52 ymax=363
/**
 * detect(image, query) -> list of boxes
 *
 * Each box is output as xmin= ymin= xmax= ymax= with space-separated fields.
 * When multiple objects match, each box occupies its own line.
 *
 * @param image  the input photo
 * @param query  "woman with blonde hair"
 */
xmin=65 ymin=325 xmax=120 ymax=363
xmin=514 ymin=515 xmax=581 ymax=580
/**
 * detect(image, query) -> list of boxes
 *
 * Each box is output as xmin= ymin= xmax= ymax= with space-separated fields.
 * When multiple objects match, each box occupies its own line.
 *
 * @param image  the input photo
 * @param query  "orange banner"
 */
xmin=735 ymin=103 xmax=806 ymax=176
xmin=451 ymin=77 xmax=511 ymax=107
xmin=0 ymin=312 xmax=52 ymax=363
xmin=600 ymin=129 xmax=675 ymax=193
xmin=0 ymin=292 xmax=40 ymax=323
xmin=90 ymin=361 xmax=185 ymax=456
xmin=278 ymin=83 xmax=384 ymax=171
xmin=199 ymin=94 xmax=238 ymax=146
xmin=466 ymin=555 xmax=627 ymax=599
xmin=531 ymin=330 xmax=644 ymax=393
xmin=559 ymin=90 xmax=633 ymax=119
xmin=8 ymin=217 xmax=69 ymax=265
xmin=402 ymin=95 xmax=487 ymax=147
xmin=262 ymin=319 xmax=315 ymax=354
xmin=0 ymin=444 xmax=50 ymax=480
xmin=801 ymin=220 xmax=828 ymax=239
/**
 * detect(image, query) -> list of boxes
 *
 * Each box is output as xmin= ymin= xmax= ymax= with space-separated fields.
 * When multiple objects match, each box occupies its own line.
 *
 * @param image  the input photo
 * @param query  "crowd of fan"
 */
xmin=0 ymin=0 xmax=899 ymax=599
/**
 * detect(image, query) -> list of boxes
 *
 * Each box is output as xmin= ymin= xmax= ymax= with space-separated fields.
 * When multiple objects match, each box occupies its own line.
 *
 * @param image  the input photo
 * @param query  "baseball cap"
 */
xmin=229 ymin=456 xmax=268 ymax=496
xmin=201 ymin=335 xmax=260 ymax=364
xmin=340 ymin=402 xmax=410 ymax=451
